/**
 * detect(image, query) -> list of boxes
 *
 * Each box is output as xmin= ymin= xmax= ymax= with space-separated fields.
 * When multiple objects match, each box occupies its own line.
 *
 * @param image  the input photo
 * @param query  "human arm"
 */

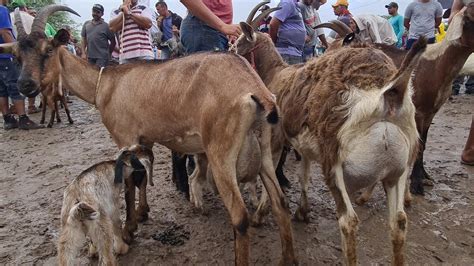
xmin=107 ymin=29 xmax=116 ymax=56
xmin=0 ymin=28 xmax=14 ymax=43
xmin=404 ymin=3 xmax=413 ymax=31
xmin=109 ymin=9 xmax=125 ymax=32
xmin=179 ymin=0 xmax=241 ymax=37
xmin=80 ymin=24 xmax=87 ymax=58
xmin=269 ymin=17 xmax=281 ymax=43
xmin=396 ymin=16 xmax=404 ymax=41
xmin=435 ymin=2 xmax=443 ymax=28
xmin=449 ymin=0 xmax=464 ymax=23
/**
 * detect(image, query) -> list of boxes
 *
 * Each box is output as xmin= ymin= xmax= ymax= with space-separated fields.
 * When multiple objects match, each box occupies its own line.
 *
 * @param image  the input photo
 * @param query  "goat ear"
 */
xmin=383 ymin=38 xmax=427 ymax=116
xmin=240 ymin=22 xmax=256 ymax=42
xmin=447 ymin=13 xmax=463 ymax=42
xmin=114 ymin=149 xmax=129 ymax=184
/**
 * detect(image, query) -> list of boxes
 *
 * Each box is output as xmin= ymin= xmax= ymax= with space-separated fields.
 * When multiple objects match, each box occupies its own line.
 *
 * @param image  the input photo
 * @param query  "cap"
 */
xmin=92 ymin=4 xmax=104 ymax=13
xmin=10 ymin=0 xmax=27 ymax=9
xmin=332 ymin=0 xmax=349 ymax=8
xmin=385 ymin=2 xmax=398 ymax=9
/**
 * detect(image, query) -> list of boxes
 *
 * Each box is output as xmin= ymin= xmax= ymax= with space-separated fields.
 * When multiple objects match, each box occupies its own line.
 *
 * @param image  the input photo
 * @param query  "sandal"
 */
xmin=28 ymin=105 xmax=41 ymax=114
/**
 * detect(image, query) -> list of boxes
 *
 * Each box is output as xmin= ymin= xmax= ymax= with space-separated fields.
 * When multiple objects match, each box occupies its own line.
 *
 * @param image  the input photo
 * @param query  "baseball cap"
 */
xmin=92 ymin=4 xmax=104 ymax=13
xmin=385 ymin=2 xmax=398 ymax=9
xmin=10 ymin=0 xmax=27 ymax=9
xmin=332 ymin=0 xmax=349 ymax=8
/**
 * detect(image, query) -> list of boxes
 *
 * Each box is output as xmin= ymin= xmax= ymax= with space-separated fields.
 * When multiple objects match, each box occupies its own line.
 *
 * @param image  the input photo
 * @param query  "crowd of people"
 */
xmin=0 ymin=0 xmax=472 ymax=164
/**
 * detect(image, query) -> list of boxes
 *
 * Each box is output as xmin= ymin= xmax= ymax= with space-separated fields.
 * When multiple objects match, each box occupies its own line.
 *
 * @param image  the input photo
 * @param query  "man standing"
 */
xmin=404 ymin=0 xmax=443 ymax=50
xmin=81 ymin=4 xmax=115 ymax=67
xmin=110 ymin=0 xmax=153 ymax=64
xmin=385 ymin=2 xmax=404 ymax=48
xmin=155 ymin=1 xmax=182 ymax=59
xmin=299 ymin=0 xmax=328 ymax=62
xmin=0 ymin=0 xmax=41 ymax=130
xmin=180 ymin=0 xmax=241 ymax=53
xmin=332 ymin=0 xmax=352 ymax=26
xmin=349 ymin=15 xmax=398 ymax=45
xmin=269 ymin=0 xmax=306 ymax=65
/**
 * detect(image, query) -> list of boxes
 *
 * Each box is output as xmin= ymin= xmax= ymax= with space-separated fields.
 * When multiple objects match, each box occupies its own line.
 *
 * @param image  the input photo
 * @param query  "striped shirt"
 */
xmin=111 ymin=4 xmax=153 ymax=61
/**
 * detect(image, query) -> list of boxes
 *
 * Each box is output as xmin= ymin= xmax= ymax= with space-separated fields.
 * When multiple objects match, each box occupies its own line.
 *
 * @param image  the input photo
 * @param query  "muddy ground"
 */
xmin=0 ymin=93 xmax=473 ymax=265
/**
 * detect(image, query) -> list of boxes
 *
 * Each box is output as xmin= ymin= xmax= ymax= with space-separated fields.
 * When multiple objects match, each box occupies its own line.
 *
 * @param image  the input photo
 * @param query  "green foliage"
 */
xmin=9 ymin=0 xmax=80 ymax=38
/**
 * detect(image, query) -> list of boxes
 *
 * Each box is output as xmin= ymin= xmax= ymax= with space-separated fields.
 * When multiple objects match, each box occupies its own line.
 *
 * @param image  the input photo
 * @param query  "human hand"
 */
xmin=219 ymin=24 xmax=242 ymax=38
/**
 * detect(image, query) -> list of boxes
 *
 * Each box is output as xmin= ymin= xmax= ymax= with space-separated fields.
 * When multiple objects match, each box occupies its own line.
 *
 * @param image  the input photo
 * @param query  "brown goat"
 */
xmin=39 ymin=76 xmax=73 ymax=128
xmin=58 ymin=145 xmax=152 ymax=266
xmin=313 ymin=4 xmax=474 ymax=195
xmin=7 ymin=5 xmax=297 ymax=265
xmin=236 ymin=21 xmax=425 ymax=264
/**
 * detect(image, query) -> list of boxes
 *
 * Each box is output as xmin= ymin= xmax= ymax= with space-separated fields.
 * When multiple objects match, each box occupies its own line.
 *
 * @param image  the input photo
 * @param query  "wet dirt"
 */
xmin=0 ymin=94 xmax=473 ymax=265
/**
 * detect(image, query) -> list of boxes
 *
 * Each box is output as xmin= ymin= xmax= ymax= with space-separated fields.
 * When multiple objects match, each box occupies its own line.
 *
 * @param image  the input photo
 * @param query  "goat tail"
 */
xmin=250 ymin=94 xmax=279 ymax=125
xmin=69 ymin=202 xmax=99 ymax=222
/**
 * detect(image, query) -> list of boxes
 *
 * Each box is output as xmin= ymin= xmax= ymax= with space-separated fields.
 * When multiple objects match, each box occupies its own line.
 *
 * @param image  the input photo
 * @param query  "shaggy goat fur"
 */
xmin=236 ymin=22 xmax=425 ymax=265
xmin=57 ymin=145 xmax=152 ymax=266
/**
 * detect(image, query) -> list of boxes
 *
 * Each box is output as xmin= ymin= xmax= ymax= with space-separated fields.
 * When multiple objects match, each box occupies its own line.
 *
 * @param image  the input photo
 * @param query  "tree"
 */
xmin=9 ymin=0 xmax=80 ymax=38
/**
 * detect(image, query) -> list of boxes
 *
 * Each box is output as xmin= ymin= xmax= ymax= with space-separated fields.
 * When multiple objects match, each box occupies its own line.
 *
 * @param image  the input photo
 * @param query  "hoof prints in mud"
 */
xmin=152 ymin=223 xmax=190 ymax=246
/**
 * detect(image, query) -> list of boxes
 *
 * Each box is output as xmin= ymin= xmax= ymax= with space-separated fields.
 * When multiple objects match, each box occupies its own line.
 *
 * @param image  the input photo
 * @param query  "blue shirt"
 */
xmin=0 ymin=5 xmax=14 ymax=59
xmin=388 ymin=14 xmax=404 ymax=47
xmin=162 ymin=15 xmax=173 ymax=42
xmin=274 ymin=0 xmax=306 ymax=57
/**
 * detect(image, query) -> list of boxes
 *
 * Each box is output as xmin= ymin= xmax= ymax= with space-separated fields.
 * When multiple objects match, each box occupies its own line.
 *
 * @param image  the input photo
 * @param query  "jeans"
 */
xmin=302 ymin=45 xmax=315 ymax=62
xmin=88 ymin=57 xmax=109 ymax=67
xmin=0 ymin=58 xmax=23 ymax=100
xmin=453 ymin=76 xmax=474 ymax=94
xmin=181 ymin=14 xmax=228 ymax=54
xmin=281 ymin=54 xmax=303 ymax=65
xmin=406 ymin=37 xmax=435 ymax=50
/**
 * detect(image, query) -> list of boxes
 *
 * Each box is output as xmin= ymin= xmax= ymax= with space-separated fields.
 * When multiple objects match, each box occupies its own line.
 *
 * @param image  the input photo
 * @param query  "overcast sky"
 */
xmin=60 ymin=0 xmax=443 ymax=28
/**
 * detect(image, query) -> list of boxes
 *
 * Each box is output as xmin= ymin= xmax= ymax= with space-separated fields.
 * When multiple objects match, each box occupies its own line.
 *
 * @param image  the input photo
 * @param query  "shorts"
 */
xmin=0 ymin=58 xmax=24 ymax=100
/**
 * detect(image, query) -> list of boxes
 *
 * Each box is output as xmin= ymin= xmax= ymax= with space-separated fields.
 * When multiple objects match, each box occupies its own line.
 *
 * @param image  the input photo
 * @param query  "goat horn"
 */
xmin=251 ymin=7 xmax=281 ymax=29
xmin=31 ymin=5 xmax=80 ymax=36
xmin=313 ymin=20 xmax=353 ymax=37
xmin=14 ymin=8 xmax=28 ymax=40
xmin=246 ymin=0 xmax=270 ymax=24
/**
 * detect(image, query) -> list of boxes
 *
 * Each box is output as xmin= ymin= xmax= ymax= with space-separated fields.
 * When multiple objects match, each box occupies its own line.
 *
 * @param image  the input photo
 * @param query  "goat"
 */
xmin=314 ymin=4 xmax=474 ymax=195
xmin=6 ymin=5 xmax=297 ymax=264
xmin=236 ymin=19 xmax=425 ymax=264
xmin=39 ymin=76 xmax=73 ymax=128
xmin=57 ymin=145 xmax=152 ymax=266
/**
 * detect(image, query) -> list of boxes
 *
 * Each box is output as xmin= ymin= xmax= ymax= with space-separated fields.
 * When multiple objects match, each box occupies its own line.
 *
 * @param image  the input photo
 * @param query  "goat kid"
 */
xmin=237 ymin=21 xmax=426 ymax=265
xmin=39 ymin=75 xmax=73 ymax=128
xmin=7 ymin=5 xmax=297 ymax=264
xmin=58 ymin=145 xmax=153 ymax=266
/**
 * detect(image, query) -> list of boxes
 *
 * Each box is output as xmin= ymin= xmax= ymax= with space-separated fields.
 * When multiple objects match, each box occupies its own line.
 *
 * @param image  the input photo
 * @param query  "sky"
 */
xmin=59 ymin=0 xmax=445 ymax=28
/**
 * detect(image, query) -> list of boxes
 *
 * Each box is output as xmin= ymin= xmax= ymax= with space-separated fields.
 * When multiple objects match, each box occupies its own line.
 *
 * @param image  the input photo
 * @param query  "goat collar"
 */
xmin=95 ymin=67 xmax=105 ymax=106
xmin=244 ymin=42 xmax=264 ymax=70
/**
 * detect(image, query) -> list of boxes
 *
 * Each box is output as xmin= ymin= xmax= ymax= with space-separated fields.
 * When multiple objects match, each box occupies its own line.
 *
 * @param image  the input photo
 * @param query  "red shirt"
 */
xmin=202 ymin=0 xmax=233 ymax=24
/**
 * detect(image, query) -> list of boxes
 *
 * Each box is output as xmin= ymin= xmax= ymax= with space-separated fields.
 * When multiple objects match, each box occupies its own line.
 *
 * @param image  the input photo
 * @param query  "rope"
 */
xmin=95 ymin=67 xmax=105 ymax=106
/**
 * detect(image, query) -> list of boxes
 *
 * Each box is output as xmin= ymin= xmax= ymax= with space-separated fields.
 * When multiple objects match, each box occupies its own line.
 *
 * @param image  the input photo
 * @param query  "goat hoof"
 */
xmin=122 ymin=230 xmax=134 ymax=245
xmin=39 ymin=120 xmax=45 ymax=124
xmin=355 ymin=195 xmax=368 ymax=206
xmin=294 ymin=207 xmax=309 ymax=223
xmin=422 ymin=178 xmax=434 ymax=186
xmin=250 ymin=214 xmax=263 ymax=227
xmin=68 ymin=120 xmax=74 ymax=124
xmin=404 ymin=191 xmax=413 ymax=207
xmin=57 ymin=119 xmax=61 ymax=123
xmin=47 ymin=123 xmax=53 ymax=128
xmin=409 ymin=182 xmax=425 ymax=196
xmin=137 ymin=212 xmax=149 ymax=223
xmin=279 ymin=258 xmax=298 ymax=266
xmin=115 ymin=242 xmax=129 ymax=255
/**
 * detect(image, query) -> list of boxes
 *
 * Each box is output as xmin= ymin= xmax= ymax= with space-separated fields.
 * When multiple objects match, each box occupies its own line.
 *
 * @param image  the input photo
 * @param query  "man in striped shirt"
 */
xmin=109 ymin=0 xmax=153 ymax=64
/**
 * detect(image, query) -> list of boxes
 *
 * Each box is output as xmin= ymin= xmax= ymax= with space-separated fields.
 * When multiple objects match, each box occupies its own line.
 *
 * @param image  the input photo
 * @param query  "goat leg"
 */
xmin=171 ymin=151 xmax=190 ymax=199
xmin=54 ymin=100 xmax=61 ymax=123
xmin=136 ymin=175 xmax=150 ymax=222
xmin=60 ymin=96 xmax=74 ymax=124
xmin=47 ymin=97 xmax=55 ymax=128
xmin=123 ymin=178 xmax=137 ymax=244
xmin=276 ymin=146 xmax=291 ymax=188
xmin=40 ymin=95 xmax=46 ymax=124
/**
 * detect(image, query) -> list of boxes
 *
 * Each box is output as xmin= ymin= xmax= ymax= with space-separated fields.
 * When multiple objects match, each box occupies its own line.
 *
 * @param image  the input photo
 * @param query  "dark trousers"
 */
xmin=406 ymin=37 xmax=435 ymax=50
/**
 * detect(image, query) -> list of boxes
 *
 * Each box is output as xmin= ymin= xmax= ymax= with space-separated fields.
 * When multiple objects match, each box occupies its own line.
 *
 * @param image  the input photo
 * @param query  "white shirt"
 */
xmin=9 ymin=11 xmax=34 ymax=36
xmin=353 ymin=14 xmax=398 ymax=45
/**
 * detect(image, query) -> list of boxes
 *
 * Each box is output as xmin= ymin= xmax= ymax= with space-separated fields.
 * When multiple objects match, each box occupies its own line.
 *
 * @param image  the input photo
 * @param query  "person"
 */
xmin=81 ymin=4 xmax=115 ymax=67
xmin=0 ymin=0 xmax=41 ymax=130
xmin=450 ymin=0 xmax=474 ymax=165
xmin=332 ymin=0 xmax=352 ymax=26
xmin=385 ymin=2 xmax=404 ymax=48
xmin=404 ymin=0 xmax=443 ymax=50
xmin=298 ymin=0 xmax=328 ymax=62
xmin=269 ymin=0 xmax=306 ymax=65
xmin=8 ymin=0 xmax=40 ymax=114
xmin=155 ymin=1 xmax=182 ymax=59
xmin=349 ymin=14 xmax=398 ymax=45
xmin=256 ymin=4 xmax=272 ymax=33
xmin=179 ymin=0 xmax=241 ymax=53
xmin=109 ymin=0 xmax=153 ymax=64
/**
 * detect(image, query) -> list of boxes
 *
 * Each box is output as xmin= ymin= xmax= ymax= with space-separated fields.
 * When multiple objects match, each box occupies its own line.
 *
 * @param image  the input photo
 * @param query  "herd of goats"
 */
xmin=1 ymin=1 xmax=473 ymax=265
